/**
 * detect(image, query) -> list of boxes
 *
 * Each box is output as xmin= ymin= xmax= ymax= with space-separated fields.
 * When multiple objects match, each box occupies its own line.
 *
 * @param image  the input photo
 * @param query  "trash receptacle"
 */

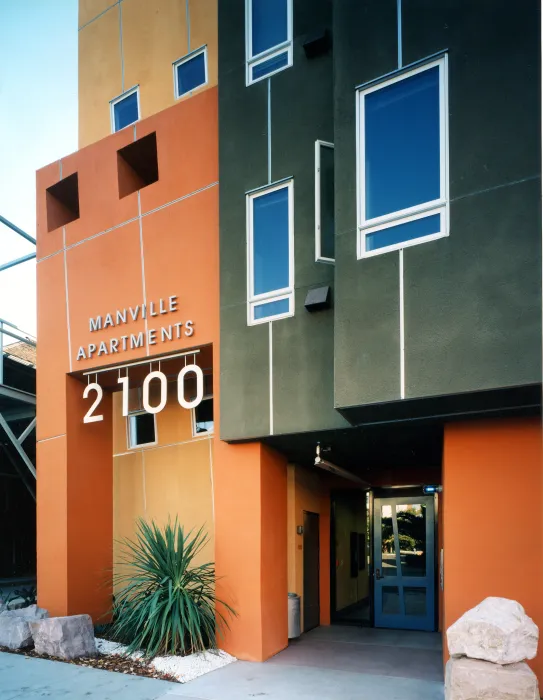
xmin=288 ymin=593 xmax=301 ymax=639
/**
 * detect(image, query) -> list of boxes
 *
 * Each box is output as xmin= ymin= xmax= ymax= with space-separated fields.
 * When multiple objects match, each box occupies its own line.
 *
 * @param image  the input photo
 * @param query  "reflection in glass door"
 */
xmin=373 ymin=496 xmax=435 ymax=631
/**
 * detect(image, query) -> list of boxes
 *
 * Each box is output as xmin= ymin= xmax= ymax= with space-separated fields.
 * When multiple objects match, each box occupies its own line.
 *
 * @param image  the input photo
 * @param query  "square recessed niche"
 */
xmin=117 ymin=132 xmax=159 ymax=199
xmin=46 ymin=173 xmax=80 ymax=232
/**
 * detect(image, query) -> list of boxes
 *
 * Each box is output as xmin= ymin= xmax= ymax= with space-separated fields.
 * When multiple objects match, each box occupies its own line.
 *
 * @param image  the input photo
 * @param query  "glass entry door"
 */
xmin=373 ymin=496 xmax=435 ymax=631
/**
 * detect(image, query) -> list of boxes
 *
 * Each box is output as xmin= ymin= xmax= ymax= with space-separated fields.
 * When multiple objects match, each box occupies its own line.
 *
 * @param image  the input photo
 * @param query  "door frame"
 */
xmin=331 ymin=486 xmax=439 ymax=630
xmin=329 ymin=489 xmax=371 ymax=626
xmin=371 ymin=486 xmax=439 ymax=631
xmin=302 ymin=510 xmax=320 ymax=633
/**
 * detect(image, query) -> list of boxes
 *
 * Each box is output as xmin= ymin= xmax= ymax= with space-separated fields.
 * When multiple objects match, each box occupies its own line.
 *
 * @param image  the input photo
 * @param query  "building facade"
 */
xmin=36 ymin=0 xmax=542 ymax=683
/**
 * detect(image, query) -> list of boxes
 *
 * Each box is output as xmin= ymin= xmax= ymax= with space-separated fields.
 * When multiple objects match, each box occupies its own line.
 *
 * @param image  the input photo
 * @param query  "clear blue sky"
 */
xmin=0 ymin=0 xmax=78 ymax=337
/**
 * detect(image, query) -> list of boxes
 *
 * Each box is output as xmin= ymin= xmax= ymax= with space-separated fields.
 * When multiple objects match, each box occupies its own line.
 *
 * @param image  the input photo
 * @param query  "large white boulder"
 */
xmin=0 ymin=604 xmax=48 ymax=649
xmin=30 ymin=614 xmax=97 ymax=660
xmin=447 ymin=597 xmax=538 ymax=664
xmin=445 ymin=657 xmax=539 ymax=700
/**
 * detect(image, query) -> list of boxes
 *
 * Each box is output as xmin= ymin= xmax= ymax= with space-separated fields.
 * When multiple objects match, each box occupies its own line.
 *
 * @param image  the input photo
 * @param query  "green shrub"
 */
xmin=111 ymin=518 xmax=235 ymax=658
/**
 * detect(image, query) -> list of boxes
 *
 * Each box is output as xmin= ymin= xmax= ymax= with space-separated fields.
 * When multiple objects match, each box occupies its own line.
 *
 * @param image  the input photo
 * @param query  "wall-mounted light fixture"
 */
xmin=314 ymin=444 xmax=370 ymax=488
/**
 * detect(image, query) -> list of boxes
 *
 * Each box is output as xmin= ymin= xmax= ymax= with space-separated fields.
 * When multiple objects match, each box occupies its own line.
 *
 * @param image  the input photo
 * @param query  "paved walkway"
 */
xmin=0 ymin=626 xmax=445 ymax=700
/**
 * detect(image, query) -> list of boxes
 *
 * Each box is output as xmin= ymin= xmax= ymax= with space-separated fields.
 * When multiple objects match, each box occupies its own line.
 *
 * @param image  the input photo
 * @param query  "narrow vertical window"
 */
xmin=315 ymin=140 xmax=335 ymax=263
xmin=192 ymin=397 xmax=214 ymax=436
xmin=128 ymin=411 xmax=157 ymax=448
xmin=246 ymin=0 xmax=293 ymax=85
xmin=247 ymin=180 xmax=294 ymax=325
xmin=173 ymin=47 xmax=208 ymax=99
xmin=357 ymin=55 xmax=449 ymax=257
xmin=110 ymin=86 xmax=140 ymax=133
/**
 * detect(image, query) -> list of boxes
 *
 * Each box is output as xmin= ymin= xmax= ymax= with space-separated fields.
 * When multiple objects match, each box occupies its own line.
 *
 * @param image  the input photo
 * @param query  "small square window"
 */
xmin=111 ymin=87 xmax=140 ymax=133
xmin=128 ymin=411 xmax=156 ymax=448
xmin=192 ymin=397 xmax=214 ymax=436
xmin=357 ymin=56 xmax=449 ymax=258
xmin=174 ymin=47 xmax=208 ymax=99
xmin=246 ymin=0 xmax=293 ymax=85
xmin=46 ymin=173 xmax=80 ymax=232
xmin=315 ymin=140 xmax=334 ymax=263
xmin=117 ymin=132 xmax=159 ymax=198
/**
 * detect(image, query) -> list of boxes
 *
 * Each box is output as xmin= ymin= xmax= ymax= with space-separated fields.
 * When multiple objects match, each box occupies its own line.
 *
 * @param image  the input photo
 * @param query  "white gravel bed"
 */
xmin=95 ymin=637 xmax=236 ymax=683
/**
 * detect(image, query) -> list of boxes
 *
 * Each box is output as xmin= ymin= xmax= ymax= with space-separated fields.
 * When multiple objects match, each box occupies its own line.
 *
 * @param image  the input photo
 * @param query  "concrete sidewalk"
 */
xmin=0 ymin=627 xmax=445 ymax=700
xmin=0 ymin=652 xmax=177 ymax=700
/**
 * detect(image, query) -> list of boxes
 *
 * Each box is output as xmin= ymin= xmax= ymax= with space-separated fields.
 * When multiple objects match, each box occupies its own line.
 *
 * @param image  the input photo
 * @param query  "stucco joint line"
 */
xmin=78 ymin=1 xmax=119 ymax=32
xmin=397 ymin=0 xmax=403 ymax=69
xmin=37 ymin=434 xmax=66 ymax=444
xmin=41 ymin=183 xmax=219 ymax=262
xmin=208 ymin=438 xmax=215 ymax=521
xmin=113 ymin=434 xmax=212 ymax=458
xmin=399 ymin=248 xmax=405 ymax=399
xmin=267 ymin=79 xmax=272 ymax=184
xmin=451 ymin=174 xmax=541 ymax=203
xmin=186 ymin=0 xmax=191 ymax=53
xmin=137 ymin=191 xmax=149 ymax=355
xmin=63 ymin=227 xmax=73 ymax=372
xmin=119 ymin=0 xmax=125 ymax=93
xmin=142 ymin=181 xmax=219 ymax=218
xmin=269 ymin=321 xmax=274 ymax=435
xmin=142 ymin=450 xmax=147 ymax=515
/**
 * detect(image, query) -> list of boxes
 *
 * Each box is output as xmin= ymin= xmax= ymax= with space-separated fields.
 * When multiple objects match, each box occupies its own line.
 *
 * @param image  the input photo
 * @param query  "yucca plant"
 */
xmin=111 ymin=518 xmax=235 ymax=658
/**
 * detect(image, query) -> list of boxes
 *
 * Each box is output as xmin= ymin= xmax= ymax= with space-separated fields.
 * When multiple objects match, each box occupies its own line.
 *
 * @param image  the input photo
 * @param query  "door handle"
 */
xmin=375 ymin=568 xmax=383 ymax=580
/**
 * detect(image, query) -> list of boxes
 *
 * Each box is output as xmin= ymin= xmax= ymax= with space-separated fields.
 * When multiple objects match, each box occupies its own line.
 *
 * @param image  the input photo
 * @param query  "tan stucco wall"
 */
xmin=112 ymin=383 xmax=215 ymax=583
xmin=78 ymin=0 xmax=218 ymax=148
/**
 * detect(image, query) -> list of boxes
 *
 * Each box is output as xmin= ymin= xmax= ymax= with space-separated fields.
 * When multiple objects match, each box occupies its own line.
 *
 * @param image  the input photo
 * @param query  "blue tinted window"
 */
xmin=252 ymin=0 xmax=288 ymax=56
xmin=254 ymin=298 xmax=290 ymax=320
xmin=251 ymin=51 xmax=288 ymax=81
xmin=113 ymin=91 xmax=139 ymax=131
xmin=365 ymin=66 xmax=440 ymax=219
xmin=177 ymin=52 xmax=206 ymax=97
xmin=366 ymin=214 xmax=440 ymax=252
xmin=253 ymin=187 xmax=289 ymax=296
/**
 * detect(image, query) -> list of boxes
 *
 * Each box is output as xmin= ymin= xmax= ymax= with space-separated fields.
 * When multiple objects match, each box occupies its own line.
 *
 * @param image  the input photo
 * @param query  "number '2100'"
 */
xmin=83 ymin=365 xmax=204 ymax=423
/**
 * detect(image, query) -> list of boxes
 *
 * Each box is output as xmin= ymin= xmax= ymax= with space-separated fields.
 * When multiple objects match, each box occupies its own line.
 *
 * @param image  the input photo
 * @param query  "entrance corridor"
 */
xmin=163 ymin=626 xmax=444 ymax=700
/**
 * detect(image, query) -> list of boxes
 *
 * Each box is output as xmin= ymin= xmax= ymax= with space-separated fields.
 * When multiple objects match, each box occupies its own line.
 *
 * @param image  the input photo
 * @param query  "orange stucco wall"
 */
xmin=214 ymin=440 xmax=288 ymax=661
xmin=78 ymin=0 xmax=218 ymax=148
xmin=37 ymin=88 xmax=220 ymax=619
xmin=442 ymin=418 xmax=543 ymax=683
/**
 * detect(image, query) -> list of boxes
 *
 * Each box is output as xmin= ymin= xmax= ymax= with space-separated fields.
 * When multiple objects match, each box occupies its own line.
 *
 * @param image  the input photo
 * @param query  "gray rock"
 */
xmin=445 ymin=657 xmax=539 ymax=700
xmin=30 ymin=614 xmax=97 ymax=660
xmin=0 ymin=604 xmax=48 ymax=649
xmin=447 ymin=597 xmax=538 ymax=664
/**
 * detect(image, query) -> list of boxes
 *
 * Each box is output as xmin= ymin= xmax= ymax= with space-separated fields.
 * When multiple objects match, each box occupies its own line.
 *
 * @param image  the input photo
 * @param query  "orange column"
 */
xmin=38 ymin=376 xmax=113 ymax=621
xmin=214 ymin=439 xmax=288 ymax=661
xmin=442 ymin=417 xmax=543 ymax=683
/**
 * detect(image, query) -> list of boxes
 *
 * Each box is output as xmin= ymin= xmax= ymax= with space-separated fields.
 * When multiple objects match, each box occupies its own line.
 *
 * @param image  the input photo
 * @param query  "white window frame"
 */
xmin=315 ymin=139 xmax=335 ymax=264
xmin=173 ymin=45 xmax=208 ymax=100
xmin=127 ymin=410 xmax=157 ymax=449
xmin=247 ymin=179 xmax=295 ymax=326
xmin=191 ymin=395 xmax=214 ymax=438
xmin=245 ymin=0 xmax=293 ymax=86
xmin=356 ymin=55 xmax=449 ymax=259
xmin=110 ymin=85 xmax=140 ymax=134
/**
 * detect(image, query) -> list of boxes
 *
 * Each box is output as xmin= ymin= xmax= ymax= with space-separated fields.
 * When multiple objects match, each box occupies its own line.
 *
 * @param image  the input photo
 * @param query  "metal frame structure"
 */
xmin=0 ymin=216 xmax=37 ymax=500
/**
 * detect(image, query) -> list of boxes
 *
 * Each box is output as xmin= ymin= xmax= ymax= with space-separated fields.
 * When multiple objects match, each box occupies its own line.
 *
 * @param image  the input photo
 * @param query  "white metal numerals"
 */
xmin=143 ymin=371 xmax=168 ymax=414
xmin=177 ymin=364 xmax=204 ymax=409
xmin=83 ymin=383 xmax=104 ymax=423
xmin=86 ymin=365 xmax=205 ymax=423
